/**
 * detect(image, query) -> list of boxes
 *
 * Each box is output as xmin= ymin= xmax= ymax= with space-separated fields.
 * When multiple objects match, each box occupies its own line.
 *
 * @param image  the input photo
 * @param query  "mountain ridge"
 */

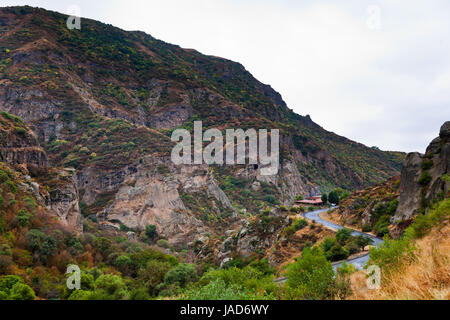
xmin=0 ymin=6 xmax=404 ymax=251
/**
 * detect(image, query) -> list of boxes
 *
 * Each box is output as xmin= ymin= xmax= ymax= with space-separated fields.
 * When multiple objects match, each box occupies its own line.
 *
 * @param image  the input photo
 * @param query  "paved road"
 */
xmin=301 ymin=207 xmax=383 ymax=270
xmin=273 ymin=207 xmax=384 ymax=284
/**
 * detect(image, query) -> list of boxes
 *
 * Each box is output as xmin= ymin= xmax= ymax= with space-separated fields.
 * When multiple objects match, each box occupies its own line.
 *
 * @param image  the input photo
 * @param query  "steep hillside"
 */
xmin=330 ymin=121 xmax=449 ymax=238
xmin=0 ymin=6 xmax=404 ymax=254
xmin=351 ymin=198 xmax=450 ymax=300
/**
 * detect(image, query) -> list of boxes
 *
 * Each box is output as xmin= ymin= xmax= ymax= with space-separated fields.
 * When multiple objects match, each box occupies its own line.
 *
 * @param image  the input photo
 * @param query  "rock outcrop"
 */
xmin=393 ymin=121 xmax=449 ymax=223
xmin=0 ymin=110 xmax=47 ymax=167
xmin=0 ymin=111 xmax=82 ymax=233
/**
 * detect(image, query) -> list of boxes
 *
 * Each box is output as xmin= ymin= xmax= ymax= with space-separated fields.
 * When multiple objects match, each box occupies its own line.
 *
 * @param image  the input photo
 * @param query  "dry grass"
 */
xmin=350 ymin=223 xmax=450 ymax=300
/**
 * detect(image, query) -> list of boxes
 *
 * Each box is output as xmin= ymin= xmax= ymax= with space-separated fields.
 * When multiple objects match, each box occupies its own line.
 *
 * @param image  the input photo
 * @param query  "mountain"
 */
xmin=0 ymin=6 xmax=404 ymax=251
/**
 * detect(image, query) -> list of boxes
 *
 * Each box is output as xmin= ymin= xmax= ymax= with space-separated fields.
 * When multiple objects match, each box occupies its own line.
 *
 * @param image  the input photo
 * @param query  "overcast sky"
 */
xmin=3 ymin=0 xmax=450 ymax=152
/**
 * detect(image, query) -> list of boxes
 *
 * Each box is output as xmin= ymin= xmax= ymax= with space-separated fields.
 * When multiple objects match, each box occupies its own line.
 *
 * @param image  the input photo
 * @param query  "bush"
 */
xmin=91 ymin=274 xmax=128 ymax=300
xmin=289 ymin=206 xmax=299 ymax=214
xmin=138 ymin=260 xmax=172 ymax=297
xmin=325 ymin=244 xmax=349 ymax=261
xmin=145 ymin=225 xmax=157 ymax=239
xmin=162 ymin=264 xmax=198 ymax=289
xmin=369 ymin=237 xmax=415 ymax=272
xmin=328 ymin=191 xmax=340 ymax=205
xmin=406 ymin=198 xmax=450 ymax=239
xmin=264 ymin=195 xmax=278 ymax=205
xmin=14 ymin=126 xmax=27 ymax=135
xmin=374 ymin=215 xmax=391 ymax=237
xmin=17 ymin=209 xmax=32 ymax=227
xmin=422 ymin=159 xmax=433 ymax=170
xmin=0 ymin=275 xmax=35 ymax=300
xmin=0 ymin=171 xmax=10 ymax=183
xmin=286 ymin=247 xmax=335 ymax=300
xmin=418 ymin=172 xmax=432 ymax=187
xmin=335 ymin=228 xmax=353 ymax=245
xmin=157 ymin=239 xmax=170 ymax=249
xmin=293 ymin=219 xmax=308 ymax=231
xmin=362 ymin=224 xmax=372 ymax=232
xmin=182 ymin=279 xmax=273 ymax=300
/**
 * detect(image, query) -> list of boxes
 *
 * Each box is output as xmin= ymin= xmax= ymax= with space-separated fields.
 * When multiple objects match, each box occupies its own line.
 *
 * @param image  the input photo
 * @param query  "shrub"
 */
xmin=182 ymin=279 xmax=274 ymax=300
xmin=162 ymin=264 xmax=198 ymax=289
xmin=369 ymin=237 xmax=415 ymax=272
xmin=145 ymin=225 xmax=157 ymax=239
xmin=421 ymin=159 xmax=433 ymax=170
xmin=14 ymin=126 xmax=27 ymax=135
xmin=138 ymin=260 xmax=172 ymax=297
xmin=362 ymin=224 xmax=372 ymax=232
xmin=279 ymin=205 xmax=288 ymax=212
xmin=0 ymin=171 xmax=8 ymax=183
xmin=157 ymin=239 xmax=170 ymax=249
xmin=264 ymin=195 xmax=278 ymax=205
xmin=289 ymin=206 xmax=299 ymax=214
xmin=418 ymin=172 xmax=432 ymax=187
xmin=374 ymin=215 xmax=391 ymax=237
xmin=345 ymin=241 xmax=359 ymax=255
xmin=321 ymin=237 xmax=337 ymax=252
xmin=406 ymin=198 xmax=450 ymax=239
xmin=9 ymin=282 xmax=36 ymax=300
xmin=293 ymin=219 xmax=308 ymax=231
xmin=91 ymin=274 xmax=128 ymax=300
xmin=114 ymin=255 xmax=132 ymax=275
xmin=0 ymin=275 xmax=35 ymax=300
xmin=321 ymin=193 xmax=328 ymax=204
xmin=17 ymin=209 xmax=32 ymax=227
xmin=328 ymin=191 xmax=340 ymax=204
xmin=335 ymin=228 xmax=353 ymax=245
xmin=286 ymin=247 xmax=335 ymax=300
xmin=325 ymin=243 xmax=349 ymax=261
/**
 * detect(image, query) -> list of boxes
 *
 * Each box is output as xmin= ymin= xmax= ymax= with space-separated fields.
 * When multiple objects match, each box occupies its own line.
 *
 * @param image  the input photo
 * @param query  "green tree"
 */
xmin=145 ymin=225 xmax=158 ymax=240
xmin=138 ymin=260 xmax=172 ymax=296
xmin=328 ymin=190 xmax=340 ymax=205
xmin=91 ymin=274 xmax=129 ymax=300
xmin=0 ymin=275 xmax=35 ymax=300
xmin=286 ymin=247 xmax=335 ymax=300
xmin=163 ymin=264 xmax=198 ymax=288
xmin=321 ymin=193 xmax=328 ymax=204
xmin=335 ymin=228 xmax=353 ymax=245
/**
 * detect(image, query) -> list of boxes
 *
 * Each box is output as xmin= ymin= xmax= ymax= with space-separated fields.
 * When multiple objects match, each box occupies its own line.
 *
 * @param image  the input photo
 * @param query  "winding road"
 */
xmin=274 ymin=207 xmax=383 ymax=284
xmin=302 ymin=207 xmax=383 ymax=270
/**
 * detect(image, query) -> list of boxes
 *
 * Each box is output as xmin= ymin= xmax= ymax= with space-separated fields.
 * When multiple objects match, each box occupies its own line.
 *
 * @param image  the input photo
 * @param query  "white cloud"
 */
xmin=3 ymin=0 xmax=450 ymax=152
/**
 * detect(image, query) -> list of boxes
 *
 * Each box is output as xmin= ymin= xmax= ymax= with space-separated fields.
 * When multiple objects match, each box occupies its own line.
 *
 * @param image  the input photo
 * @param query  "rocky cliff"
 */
xmin=393 ymin=121 xmax=449 ymax=223
xmin=0 ymin=111 xmax=82 ymax=232
xmin=332 ymin=121 xmax=449 ymax=238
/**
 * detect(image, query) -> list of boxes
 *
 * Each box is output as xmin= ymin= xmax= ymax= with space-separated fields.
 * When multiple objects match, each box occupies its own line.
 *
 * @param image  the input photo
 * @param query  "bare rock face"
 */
xmin=90 ymin=156 xmax=242 ymax=247
xmin=393 ymin=121 xmax=449 ymax=223
xmin=0 ymin=111 xmax=47 ymax=167
xmin=46 ymin=169 xmax=83 ymax=233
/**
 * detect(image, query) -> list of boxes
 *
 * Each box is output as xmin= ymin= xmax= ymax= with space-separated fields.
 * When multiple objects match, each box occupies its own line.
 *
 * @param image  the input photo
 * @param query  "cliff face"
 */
xmin=0 ymin=111 xmax=82 ymax=232
xmin=0 ymin=110 xmax=47 ymax=166
xmin=393 ymin=121 xmax=450 ymax=223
